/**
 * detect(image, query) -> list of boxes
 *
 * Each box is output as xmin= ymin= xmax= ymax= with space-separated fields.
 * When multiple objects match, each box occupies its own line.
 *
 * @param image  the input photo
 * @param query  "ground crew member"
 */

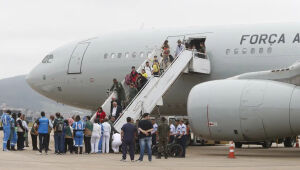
xmin=178 ymin=120 xmax=187 ymax=158
xmin=38 ymin=112 xmax=52 ymax=154
xmin=73 ymin=115 xmax=85 ymax=154
xmin=9 ymin=113 xmax=18 ymax=151
xmin=151 ymin=119 xmax=158 ymax=145
xmin=121 ymin=117 xmax=137 ymax=162
xmin=1 ymin=110 xmax=11 ymax=151
xmin=169 ymin=122 xmax=176 ymax=143
xmin=157 ymin=117 xmax=170 ymax=159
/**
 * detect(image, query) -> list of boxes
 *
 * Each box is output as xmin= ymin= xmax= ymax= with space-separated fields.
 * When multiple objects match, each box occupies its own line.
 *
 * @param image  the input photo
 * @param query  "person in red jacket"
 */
xmin=130 ymin=66 xmax=138 ymax=85
xmin=96 ymin=107 xmax=106 ymax=122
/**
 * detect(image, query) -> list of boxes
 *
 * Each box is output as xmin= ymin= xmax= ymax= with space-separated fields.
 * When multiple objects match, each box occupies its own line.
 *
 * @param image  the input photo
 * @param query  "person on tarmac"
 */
xmin=177 ymin=119 xmax=187 ymax=158
xmin=37 ymin=111 xmax=52 ymax=155
xmin=72 ymin=115 xmax=85 ymax=154
xmin=9 ymin=113 xmax=18 ymax=151
xmin=102 ymin=118 xmax=111 ymax=154
xmin=157 ymin=117 xmax=170 ymax=159
xmin=91 ymin=119 xmax=101 ymax=154
xmin=1 ymin=109 xmax=11 ymax=151
xmin=137 ymin=113 xmax=153 ymax=162
xmin=169 ymin=121 xmax=176 ymax=143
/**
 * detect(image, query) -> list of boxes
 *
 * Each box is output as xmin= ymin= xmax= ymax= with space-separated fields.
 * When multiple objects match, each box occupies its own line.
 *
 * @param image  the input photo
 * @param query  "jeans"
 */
xmin=138 ymin=137 xmax=152 ymax=161
xmin=54 ymin=133 xmax=64 ymax=153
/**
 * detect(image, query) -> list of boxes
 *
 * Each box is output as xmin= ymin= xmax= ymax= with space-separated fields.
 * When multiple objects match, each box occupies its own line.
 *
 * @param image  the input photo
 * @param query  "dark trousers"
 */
xmin=46 ymin=134 xmax=50 ymax=150
xmin=54 ymin=133 xmax=64 ymax=153
xmin=39 ymin=133 xmax=49 ymax=153
xmin=65 ymin=138 xmax=73 ymax=153
xmin=179 ymin=135 xmax=186 ymax=157
xmin=17 ymin=132 xmax=25 ymax=150
xmin=158 ymin=139 xmax=168 ymax=157
xmin=152 ymin=134 xmax=157 ymax=146
xmin=84 ymin=136 xmax=91 ymax=153
xmin=7 ymin=140 xmax=10 ymax=150
xmin=122 ymin=140 xmax=135 ymax=160
xmin=169 ymin=135 xmax=175 ymax=144
xmin=31 ymin=134 xmax=38 ymax=150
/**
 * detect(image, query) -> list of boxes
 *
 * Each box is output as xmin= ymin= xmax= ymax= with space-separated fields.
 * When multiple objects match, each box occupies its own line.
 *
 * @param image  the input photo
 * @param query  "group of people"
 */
xmin=1 ymin=110 xmax=29 ymax=151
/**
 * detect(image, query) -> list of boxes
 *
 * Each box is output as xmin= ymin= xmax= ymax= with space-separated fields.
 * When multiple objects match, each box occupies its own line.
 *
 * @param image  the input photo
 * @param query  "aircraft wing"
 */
xmin=229 ymin=61 xmax=300 ymax=86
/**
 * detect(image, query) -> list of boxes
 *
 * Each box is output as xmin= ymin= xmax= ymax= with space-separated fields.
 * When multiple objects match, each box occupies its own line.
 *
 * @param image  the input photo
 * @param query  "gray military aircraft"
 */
xmin=27 ymin=23 xmax=300 ymax=146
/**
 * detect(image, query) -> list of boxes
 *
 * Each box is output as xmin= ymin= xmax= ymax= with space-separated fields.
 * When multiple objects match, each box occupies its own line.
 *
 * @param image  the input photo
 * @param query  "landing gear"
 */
xmin=262 ymin=141 xmax=272 ymax=148
xmin=284 ymin=136 xmax=296 ymax=147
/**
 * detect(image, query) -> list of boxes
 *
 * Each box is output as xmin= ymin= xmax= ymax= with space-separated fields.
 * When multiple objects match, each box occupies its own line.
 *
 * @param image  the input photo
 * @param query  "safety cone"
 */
xmin=228 ymin=141 xmax=235 ymax=158
xmin=296 ymin=136 xmax=299 ymax=148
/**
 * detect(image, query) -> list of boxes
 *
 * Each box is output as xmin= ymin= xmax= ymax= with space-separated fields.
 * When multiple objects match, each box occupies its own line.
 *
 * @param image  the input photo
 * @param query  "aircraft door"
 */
xmin=239 ymin=81 xmax=267 ymax=140
xmin=67 ymin=42 xmax=90 ymax=74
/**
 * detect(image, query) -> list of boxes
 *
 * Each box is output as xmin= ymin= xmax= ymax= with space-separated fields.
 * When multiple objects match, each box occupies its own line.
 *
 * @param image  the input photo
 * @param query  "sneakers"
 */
xmin=135 ymin=159 xmax=142 ymax=162
xmin=37 ymin=152 xmax=42 ymax=155
xmin=120 ymin=159 xmax=126 ymax=162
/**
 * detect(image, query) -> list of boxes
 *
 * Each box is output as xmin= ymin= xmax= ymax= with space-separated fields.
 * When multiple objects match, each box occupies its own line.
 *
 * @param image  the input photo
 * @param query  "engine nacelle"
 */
xmin=187 ymin=79 xmax=300 ymax=141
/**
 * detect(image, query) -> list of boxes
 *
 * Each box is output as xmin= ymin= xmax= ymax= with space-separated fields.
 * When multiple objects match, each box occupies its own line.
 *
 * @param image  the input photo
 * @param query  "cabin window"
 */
xmin=250 ymin=48 xmax=255 ymax=54
xmin=234 ymin=48 xmax=239 ymax=54
xmin=104 ymin=53 xmax=108 ymax=59
xmin=242 ymin=48 xmax=247 ymax=54
xmin=147 ymin=51 xmax=152 ymax=58
xmin=226 ymin=49 xmax=230 ymax=55
xmin=267 ymin=47 xmax=272 ymax=54
xmin=132 ymin=52 xmax=137 ymax=58
xmin=117 ymin=53 xmax=122 ymax=58
xmin=259 ymin=48 xmax=264 ymax=54
xmin=125 ymin=52 xmax=129 ymax=58
xmin=140 ymin=52 xmax=144 ymax=58
xmin=111 ymin=53 xmax=115 ymax=58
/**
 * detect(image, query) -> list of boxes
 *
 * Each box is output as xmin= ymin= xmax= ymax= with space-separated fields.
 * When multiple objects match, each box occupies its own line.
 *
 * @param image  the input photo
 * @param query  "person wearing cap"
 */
xmin=175 ymin=39 xmax=185 ymax=57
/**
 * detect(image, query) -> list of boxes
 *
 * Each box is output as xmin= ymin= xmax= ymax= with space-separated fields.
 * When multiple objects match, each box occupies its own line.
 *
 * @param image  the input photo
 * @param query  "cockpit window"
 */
xmin=42 ymin=54 xmax=54 ymax=63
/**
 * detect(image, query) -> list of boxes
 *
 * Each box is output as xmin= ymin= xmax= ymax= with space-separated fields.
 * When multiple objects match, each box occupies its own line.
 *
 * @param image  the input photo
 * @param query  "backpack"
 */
xmin=169 ymin=55 xmax=174 ymax=62
xmin=56 ymin=119 xmax=64 ymax=132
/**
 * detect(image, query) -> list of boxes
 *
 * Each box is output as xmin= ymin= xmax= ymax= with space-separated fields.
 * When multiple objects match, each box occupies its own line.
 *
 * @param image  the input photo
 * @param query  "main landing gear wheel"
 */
xmin=168 ymin=144 xmax=183 ymax=157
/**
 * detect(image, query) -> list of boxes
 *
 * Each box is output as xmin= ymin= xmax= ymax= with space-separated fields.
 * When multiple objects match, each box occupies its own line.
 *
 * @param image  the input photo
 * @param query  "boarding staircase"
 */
xmin=91 ymin=47 xmax=211 ymax=132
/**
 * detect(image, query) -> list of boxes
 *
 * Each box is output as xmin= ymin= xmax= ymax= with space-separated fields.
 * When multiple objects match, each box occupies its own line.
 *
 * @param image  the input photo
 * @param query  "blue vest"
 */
xmin=1 ymin=113 xmax=11 ymax=127
xmin=73 ymin=120 xmax=84 ymax=136
xmin=38 ymin=117 xmax=49 ymax=134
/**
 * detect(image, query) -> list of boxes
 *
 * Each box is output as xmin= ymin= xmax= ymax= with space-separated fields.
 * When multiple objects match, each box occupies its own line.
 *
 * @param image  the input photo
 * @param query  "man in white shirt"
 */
xmin=175 ymin=40 xmax=185 ymax=57
xmin=111 ymin=133 xmax=122 ymax=153
xmin=102 ymin=118 xmax=111 ymax=153
xmin=144 ymin=61 xmax=153 ymax=80
xmin=151 ymin=120 xmax=158 ymax=145
xmin=178 ymin=119 xmax=187 ymax=158
xmin=169 ymin=123 xmax=176 ymax=143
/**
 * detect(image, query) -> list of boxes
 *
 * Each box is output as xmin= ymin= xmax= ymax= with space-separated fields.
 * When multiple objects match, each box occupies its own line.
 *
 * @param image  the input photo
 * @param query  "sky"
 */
xmin=1 ymin=0 xmax=300 ymax=80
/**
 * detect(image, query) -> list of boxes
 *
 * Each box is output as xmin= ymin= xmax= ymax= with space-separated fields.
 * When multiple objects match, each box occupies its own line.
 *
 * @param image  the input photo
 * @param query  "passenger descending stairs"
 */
xmin=92 ymin=49 xmax=211 ymax=132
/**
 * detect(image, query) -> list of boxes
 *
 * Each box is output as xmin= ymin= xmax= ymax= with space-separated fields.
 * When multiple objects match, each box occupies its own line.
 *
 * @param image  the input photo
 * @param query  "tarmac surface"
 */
xmin=1 ymin=132 xmax=300 ymax=170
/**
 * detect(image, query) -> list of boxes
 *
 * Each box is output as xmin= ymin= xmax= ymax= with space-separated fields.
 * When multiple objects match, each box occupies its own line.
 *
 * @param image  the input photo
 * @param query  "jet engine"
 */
xmin=187 ymin=79 xmax=300 ymax=141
